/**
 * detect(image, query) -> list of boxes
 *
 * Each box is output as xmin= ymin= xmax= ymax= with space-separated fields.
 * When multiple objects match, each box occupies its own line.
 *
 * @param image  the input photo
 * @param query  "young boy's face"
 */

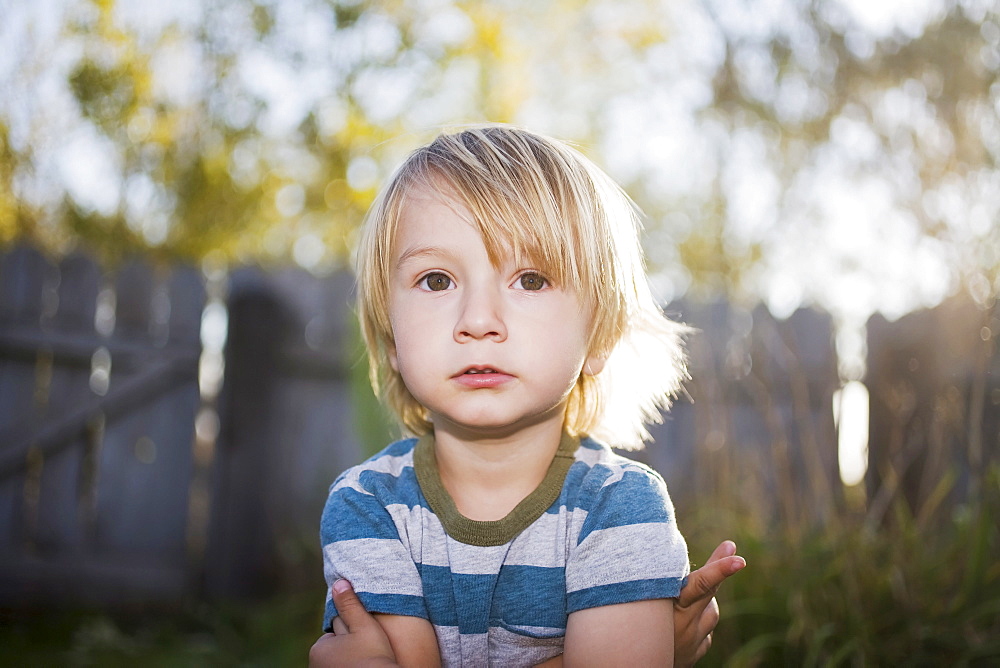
xmin=386 ymin=184 xmax=604 ymax=440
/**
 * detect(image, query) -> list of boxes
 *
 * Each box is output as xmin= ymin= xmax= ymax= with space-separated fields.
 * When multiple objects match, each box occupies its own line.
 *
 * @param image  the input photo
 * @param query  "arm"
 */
xmin=562 ymin=599 xmax=674 ymax=667
xmin=318 ymin=454 xmax=440 ymax=666
xmin=310 ymin=579 xmax=441 ymax=668
xmin=372 ymin=613 xmax=441 ymax=667
xmin=534 ymin=540 xmax=746 ymax=668
xmin=560 ymin=464 xmax=729 ymax=667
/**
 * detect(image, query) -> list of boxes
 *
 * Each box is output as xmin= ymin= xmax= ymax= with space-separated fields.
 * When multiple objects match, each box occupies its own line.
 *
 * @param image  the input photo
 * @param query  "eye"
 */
xmin=516 ymin=272 xmax=547 ymax=291
xmin=419 ymin=272 xmax=453 ymax=291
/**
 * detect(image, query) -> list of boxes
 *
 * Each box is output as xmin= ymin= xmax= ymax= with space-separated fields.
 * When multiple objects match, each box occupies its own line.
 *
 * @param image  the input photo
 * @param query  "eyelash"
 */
xmin=415 ymin=271 xmax=550 ymax=292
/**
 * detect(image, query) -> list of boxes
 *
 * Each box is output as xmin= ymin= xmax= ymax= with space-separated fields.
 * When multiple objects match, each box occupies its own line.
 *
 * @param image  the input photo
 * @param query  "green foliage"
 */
xmin=0 ymin=122 xmax=24 ymax=245
xmin=347 ymin=311 xmax=402 ymax=456
xmin=689 ymin=467 xmax=1000 ymax=666
xmin=4 ymin=0 xmax=998 ymax=303
xmin=69 ymin=59 xmax=140 ymax=135
xmin=0 ymin=592 xmax=323 ymax=667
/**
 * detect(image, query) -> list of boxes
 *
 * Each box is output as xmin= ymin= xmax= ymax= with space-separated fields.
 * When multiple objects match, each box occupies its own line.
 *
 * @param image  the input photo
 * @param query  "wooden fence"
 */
xmin=0 ymin=245 xmax=203 ymax=605
xmin=0 ymin=242 xmax=996 ymax=608
xmin=866 ymin=294 xmax=999 ymax=522
xmin=637 ymin=301 xmax=843 ymax=527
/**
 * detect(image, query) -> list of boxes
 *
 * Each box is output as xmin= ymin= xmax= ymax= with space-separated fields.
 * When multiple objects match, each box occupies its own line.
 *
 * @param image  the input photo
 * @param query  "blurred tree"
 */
xmin=0 ymin=0 xmax=996 ymax=315
xmin=686 ymin=0 xmax=1000 ymax=311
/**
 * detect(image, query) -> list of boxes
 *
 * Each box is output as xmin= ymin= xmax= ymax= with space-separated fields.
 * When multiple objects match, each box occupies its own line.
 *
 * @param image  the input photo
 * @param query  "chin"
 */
xmin=434 ymin=410 xmax=562 ymax=437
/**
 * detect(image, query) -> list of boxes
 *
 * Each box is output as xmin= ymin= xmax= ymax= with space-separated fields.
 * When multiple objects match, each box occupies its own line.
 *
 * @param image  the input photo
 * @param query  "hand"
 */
xmin=309 ymin=579 xmax=398 ymax=667
xmin=673 ymin=540 xmax=746 ymax=667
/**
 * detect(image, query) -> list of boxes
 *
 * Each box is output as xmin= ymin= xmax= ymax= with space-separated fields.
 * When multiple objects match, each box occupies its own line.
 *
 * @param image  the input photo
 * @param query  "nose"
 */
xmin=454 ymin=282 xmax=507 ymax=342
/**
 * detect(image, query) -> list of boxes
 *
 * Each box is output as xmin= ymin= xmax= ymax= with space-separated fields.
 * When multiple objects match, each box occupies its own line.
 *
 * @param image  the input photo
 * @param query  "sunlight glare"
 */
xmin=834 ymin=380 xmax=869 ymax=486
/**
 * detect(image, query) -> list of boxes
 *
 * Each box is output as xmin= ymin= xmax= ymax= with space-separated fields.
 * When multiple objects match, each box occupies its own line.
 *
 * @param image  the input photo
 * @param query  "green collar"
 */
xmin=413 ymin=432 xmax=578 ymax=547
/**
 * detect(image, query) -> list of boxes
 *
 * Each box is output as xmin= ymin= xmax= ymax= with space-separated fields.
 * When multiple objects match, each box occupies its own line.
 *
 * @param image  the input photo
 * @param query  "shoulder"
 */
xmin=565 ymin=437 xmax=671 ymax=508
xmin=328 ymin=437 xmax=420 ymax=496
xmin=321 ymin=438 xmax=423 ymax=532
xmin=560 ymin=437 xmax=682 ymax=545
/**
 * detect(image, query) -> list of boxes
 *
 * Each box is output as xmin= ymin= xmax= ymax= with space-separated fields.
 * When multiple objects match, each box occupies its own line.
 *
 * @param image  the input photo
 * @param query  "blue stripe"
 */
xmin=360 ymin=466 xmax=428 ymax=510
xmin=454 ymin=572 xmax=498 ymax=634
xmin=321 ymin=487 xmax=400 ymax=541
xmin=377 ymin=438 xmax=419 ymax=458
xmin=420 ymin=564 xmax=457 ymax=627
xmin=324 ymin=592 xmax=428 ymax=631
xmin=576 ymin=471 xmax=673 ymax=544
xmin=419 ymin=565 xmax=501 ymax=634
xmin=566 ymin=577 xmax=686 ymax=613
xmin=491 ymin=565 xmax=567 ymax=628
xmin=323 ymin=599 xmax=336 ymax=632
xmin=420 ymin=564 xmax=569 ymax=631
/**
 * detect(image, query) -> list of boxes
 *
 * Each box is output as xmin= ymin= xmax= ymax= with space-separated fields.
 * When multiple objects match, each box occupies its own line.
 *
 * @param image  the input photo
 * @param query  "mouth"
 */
xmin=458 ymin=365 xmax=507 ymax=376
xmin=452 ymin=365 xmax=514 ymax=386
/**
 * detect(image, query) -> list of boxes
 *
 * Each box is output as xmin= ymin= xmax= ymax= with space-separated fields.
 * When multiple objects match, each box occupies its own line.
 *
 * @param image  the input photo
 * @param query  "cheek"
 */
xmin=386 ymin=319 xmax=422 ymax=377
xmin=387 ymin=343 xmax=399 ymax=372
xmin=386 ymin=308 xmax=402 ymax=372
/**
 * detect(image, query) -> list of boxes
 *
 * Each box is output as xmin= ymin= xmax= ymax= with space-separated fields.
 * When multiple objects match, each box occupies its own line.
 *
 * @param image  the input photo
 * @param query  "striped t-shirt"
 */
xmin=321 ymin=433 xmax=689 ymax=667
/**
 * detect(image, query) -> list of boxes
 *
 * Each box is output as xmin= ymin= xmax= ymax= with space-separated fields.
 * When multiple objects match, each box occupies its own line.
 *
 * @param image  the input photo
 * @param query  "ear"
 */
xmin=582 ymin=355 xmax=606 ymax=377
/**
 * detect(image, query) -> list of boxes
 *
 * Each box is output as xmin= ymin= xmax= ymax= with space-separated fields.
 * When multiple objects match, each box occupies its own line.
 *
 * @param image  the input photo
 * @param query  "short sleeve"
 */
xmin=320 ymin=463 xmax=429 ymax=631
xmin=564 ymin=464 xmax=689 ymax=614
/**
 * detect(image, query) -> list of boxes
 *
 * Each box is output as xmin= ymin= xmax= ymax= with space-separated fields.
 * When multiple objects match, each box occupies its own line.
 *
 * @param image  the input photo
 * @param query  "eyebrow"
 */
xmin=395 ymin=245 xmax=451 ymax=270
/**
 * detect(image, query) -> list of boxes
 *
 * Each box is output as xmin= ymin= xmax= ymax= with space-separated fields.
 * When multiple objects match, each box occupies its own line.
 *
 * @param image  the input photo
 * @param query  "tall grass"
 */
xmin=688 ymin=464 xmax=1000 ymax=666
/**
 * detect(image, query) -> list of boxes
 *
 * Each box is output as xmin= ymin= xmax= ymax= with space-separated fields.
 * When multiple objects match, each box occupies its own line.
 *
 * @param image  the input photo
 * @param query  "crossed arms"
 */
xmin=310 ymin=540 xmax=746 ymax=668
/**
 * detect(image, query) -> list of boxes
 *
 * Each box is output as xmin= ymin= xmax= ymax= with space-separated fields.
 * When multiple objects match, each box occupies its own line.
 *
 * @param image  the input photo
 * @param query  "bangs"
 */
xmin=397 ymin=127 xmax=604 ymax=294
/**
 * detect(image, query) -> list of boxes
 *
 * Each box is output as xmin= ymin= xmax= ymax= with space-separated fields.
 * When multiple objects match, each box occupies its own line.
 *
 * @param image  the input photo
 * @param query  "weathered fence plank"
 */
xmin=94 ymin=260 xmax=201 ymax=589
xmin=205 ymin=266 xmax=362 ymax=599
xmin=34 ymin=253 xmax=102 ymax=554
xmin=0 ymin=245 xmax=53 ymax=552
xmin=866 ymin=294 xmax=999 ymax=519
xmin=640 ymin=301 xmax=840 ymax=525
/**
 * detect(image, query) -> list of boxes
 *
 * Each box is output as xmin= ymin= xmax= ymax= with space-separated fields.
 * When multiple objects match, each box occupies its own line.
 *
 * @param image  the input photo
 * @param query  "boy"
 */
xmin=316 ymin=126 xmax=744 ymax=666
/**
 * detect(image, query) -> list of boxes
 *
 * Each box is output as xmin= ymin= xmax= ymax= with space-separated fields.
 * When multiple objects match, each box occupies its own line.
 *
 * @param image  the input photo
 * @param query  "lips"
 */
xmin=453 ymin=365 xmax=514 ymax=388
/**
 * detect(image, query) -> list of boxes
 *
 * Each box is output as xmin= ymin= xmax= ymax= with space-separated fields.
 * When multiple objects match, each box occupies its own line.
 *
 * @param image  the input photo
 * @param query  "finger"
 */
xmin=695 ymin=632 xmax=713 ymax=662
xmin=676 ymin=554 xmax=746 ymax=609
xmin=704 ymin=540 xmax=737 ymax=565
xmin=332 ymin=616 xmax=349 ymax=636
xmin=331 ymin=579 xmax=374 ymax=632
xmin=309 ymin=633 xmax=338 ymax=666
xmin=696 ymin=596 xmax=720 ymax=638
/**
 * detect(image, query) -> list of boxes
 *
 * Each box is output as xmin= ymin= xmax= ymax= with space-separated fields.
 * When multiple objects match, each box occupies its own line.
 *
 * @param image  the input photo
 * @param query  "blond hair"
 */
xmin=355 ymin=125 xmax=687 ymax=449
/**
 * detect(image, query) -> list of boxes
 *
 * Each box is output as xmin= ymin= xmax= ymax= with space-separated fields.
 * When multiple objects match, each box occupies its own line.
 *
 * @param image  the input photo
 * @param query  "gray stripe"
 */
xmin=566 ymin=522 xmax=689 ymax=593
xmin=324 ymin=538 xmax=424 ymax=597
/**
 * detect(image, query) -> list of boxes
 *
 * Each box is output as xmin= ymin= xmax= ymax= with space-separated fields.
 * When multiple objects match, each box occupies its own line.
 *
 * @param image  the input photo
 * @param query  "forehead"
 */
xmin=394 ymin=185 xmax=477 ymax=243
xmin=391 ymin=183 xmax=517 ymax=263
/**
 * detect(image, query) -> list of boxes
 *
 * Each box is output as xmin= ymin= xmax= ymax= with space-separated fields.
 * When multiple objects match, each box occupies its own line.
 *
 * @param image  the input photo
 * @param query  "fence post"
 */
xmin=867 ymin=293 xmax=999 ymax=518
xmin=32 ymin=252 xmax=102 ymax=555
xmin=204 ymin=268 xmax=293 ymax=598
xmin=205 ymin=266 xmax=363 ymax=599
xmin=0 ymin=244 xmax=53 ymax=553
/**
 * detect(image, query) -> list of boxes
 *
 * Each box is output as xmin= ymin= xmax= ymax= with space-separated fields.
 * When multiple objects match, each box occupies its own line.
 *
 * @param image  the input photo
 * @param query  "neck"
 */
xmin=430 ymin=418 xmax=565 ymax=521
